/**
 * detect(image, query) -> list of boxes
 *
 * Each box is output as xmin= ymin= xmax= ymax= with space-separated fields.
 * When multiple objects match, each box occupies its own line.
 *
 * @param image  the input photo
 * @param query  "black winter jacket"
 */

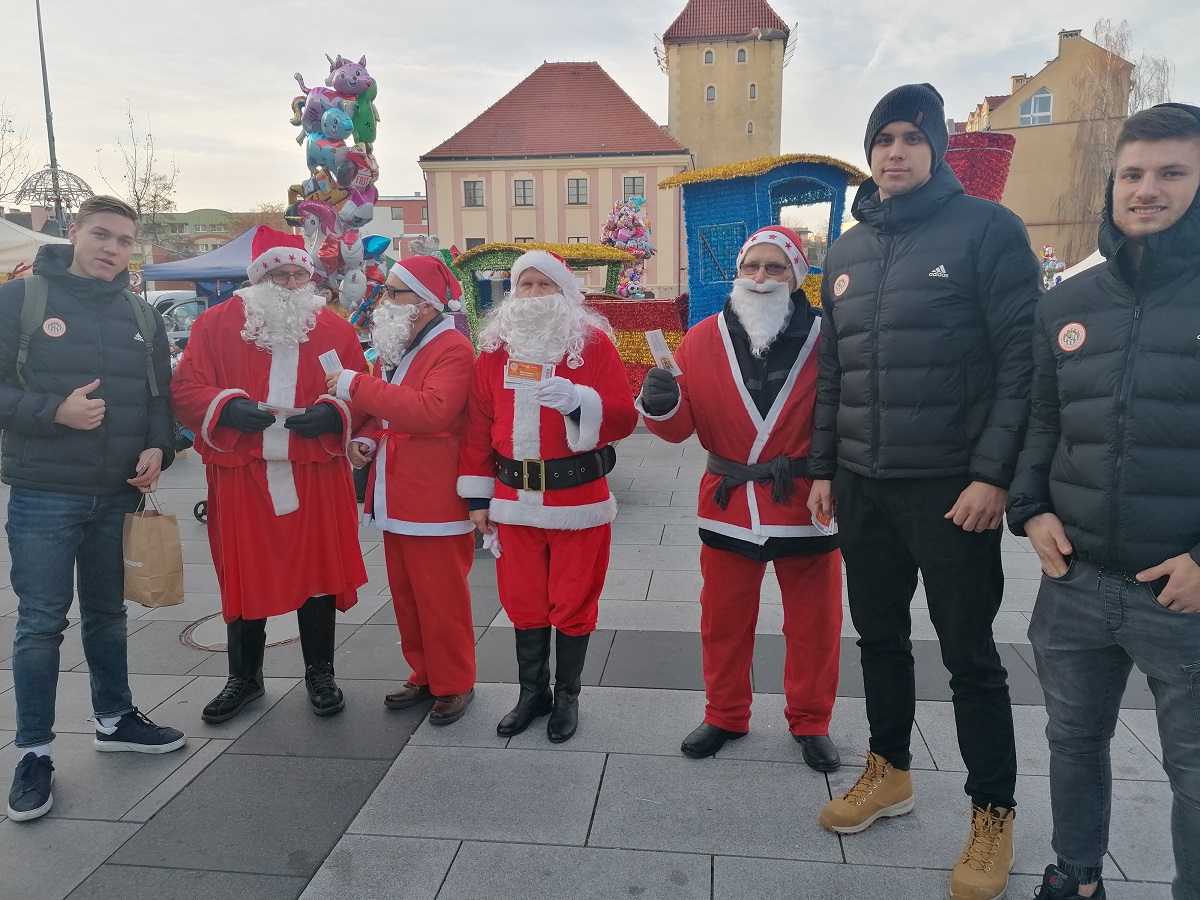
xmin=1006 ymin=182 xmax=1200 ymax=574
xmin=809 ymin=163 xmax=1041 ymax=486
xmin=0 ymin=245 xmax=175 ymax=495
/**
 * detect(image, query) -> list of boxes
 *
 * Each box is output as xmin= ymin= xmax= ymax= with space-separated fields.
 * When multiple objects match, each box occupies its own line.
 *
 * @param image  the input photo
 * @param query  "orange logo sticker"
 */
xmin=41 ymin=317 xmax=67 ymax=338
xmin=1057 ymin=322 xmax=1086 ymax=353
xmin=832 ymin=274 xmax=850 ymax=297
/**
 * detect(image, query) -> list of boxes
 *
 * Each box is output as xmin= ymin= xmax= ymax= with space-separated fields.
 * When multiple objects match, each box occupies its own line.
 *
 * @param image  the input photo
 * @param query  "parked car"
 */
xmin=160 ymin=297 xmax=209 ymax=349
xmin=146 ymin=290 xmax=198 ymax=313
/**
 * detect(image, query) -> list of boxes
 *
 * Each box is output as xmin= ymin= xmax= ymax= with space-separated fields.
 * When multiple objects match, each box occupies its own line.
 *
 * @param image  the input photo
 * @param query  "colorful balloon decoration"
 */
xmin=286 ymin=54 xmax=385 ymax=335
xmin=600 ymin=196 xmax=656 ymax=298
xmin=1042 ymin=246 xmax=1066 ymax=290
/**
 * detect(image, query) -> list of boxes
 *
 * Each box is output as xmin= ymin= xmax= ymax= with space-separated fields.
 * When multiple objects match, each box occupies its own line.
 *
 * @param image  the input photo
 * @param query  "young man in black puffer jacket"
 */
xmin=1008 ymin=103 xmax=1200 ymax=900
xmin=807 ymin=84 xmax=1042 ymax=900
xmin=0 ymin=195 xmax=185 ymax=824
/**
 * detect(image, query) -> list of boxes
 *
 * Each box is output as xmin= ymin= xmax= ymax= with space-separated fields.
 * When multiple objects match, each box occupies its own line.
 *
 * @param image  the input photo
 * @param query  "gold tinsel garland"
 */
xmin=613 ymin=328 xmax=686 ymax=366
xmin=659 ymin=154 xmax=869 ymax=189
xmin=454 ymin=241 xmax=633 ymax=269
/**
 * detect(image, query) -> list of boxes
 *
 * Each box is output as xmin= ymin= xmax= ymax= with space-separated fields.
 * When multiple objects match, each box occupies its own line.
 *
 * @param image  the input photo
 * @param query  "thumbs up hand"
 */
xmin=54 ymin=379 xmax=106 ymax=430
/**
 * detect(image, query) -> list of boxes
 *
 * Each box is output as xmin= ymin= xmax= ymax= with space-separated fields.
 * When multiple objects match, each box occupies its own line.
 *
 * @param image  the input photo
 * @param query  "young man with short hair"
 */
xmin=1008 ymin=103 xmax=1200 ymax=900
xmin=1 ymin=195 xmax=185 ymax=823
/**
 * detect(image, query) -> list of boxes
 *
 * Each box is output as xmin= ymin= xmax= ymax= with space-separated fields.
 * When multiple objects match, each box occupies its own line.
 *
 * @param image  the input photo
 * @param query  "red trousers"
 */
xmin=494 ymin=523 xmax=610 ymax=636
xmin=383 ymin=532 xmax=476 ymax=696
xmin=700 ymin=545 xmax=843 ymax=734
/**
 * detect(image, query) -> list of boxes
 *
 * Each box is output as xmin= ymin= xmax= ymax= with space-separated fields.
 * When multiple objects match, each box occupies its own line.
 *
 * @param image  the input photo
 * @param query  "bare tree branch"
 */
xmin=97 ymin=105 xmax=179 ymax=245
xmin=0 ymin=100 xmax=33 ymax=203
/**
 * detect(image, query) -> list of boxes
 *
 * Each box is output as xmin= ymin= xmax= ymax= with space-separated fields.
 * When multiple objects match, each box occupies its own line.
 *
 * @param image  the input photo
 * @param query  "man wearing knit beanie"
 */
xmin=809 ymin=84 xmax=1042 ymax=900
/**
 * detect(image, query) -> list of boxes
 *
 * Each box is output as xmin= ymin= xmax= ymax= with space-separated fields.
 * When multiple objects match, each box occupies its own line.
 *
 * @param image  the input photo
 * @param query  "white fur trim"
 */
xmin=634 ymin=393 xmax=681 ymax=422
xmin=249 ymin=247 xmax=314 ymax=284
xmin=335 ymin=369 xmax=358 ymax=401
xmin=457 ymin=475 xmax=495 ymax=499
xmin=698 ymin=516 xmax=769 ymax=545
xmin=363 ymin=514 xmax=475 ymax=536
xmin=261 ymin=342 xmax=300 ymax=461
xmin=265 ymin=460 xmax=300 ymax=516
xmin=511 ymin=387 xmax=541 ymax=460
xmin=489 ymin=494 xmax=617 ymax=530
xmin=390 ymin=317 xmax=456 ymax=386
xmin=736 ymin=228 xmax=809 ymax=285
xmin=509 ymin=250 xmax=584 ymax=303
xmin=392 ymin=264 xmax=445 ymax=309
xmin=201 ymin=388 xmax=249 ymax=449
xmin=351 ymin=436 xmax=377 ymax=453
xmin=317 ymin=393 xmax=353 ymax=453
xmin=564 ymin=385 xmax=602 ymax=452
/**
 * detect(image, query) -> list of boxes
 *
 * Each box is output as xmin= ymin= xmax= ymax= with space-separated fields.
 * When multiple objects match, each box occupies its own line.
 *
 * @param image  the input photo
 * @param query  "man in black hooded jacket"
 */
xmin=808 ymin=83 xmax=1041 ymax=900
xmin=0 ymin=196 xmax=184 ymax=825
xmin=1007 ymin=103 xmax=1200 ymax=900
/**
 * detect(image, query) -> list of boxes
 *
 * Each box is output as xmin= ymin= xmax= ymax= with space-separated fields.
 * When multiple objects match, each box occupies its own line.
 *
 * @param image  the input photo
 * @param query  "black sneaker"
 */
xmin=7 ymin=752 xmax=54 ymax=822
xmin=94 ymin=709 xmax=187 ymax=754
xmin=1033 ymin=865 xmax=1106 ymax=898
xmin=305 ymin=663 xmax=345 ymax=717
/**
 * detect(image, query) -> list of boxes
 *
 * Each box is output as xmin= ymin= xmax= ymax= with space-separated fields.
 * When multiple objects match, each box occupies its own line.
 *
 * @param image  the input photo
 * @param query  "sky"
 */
xmin=1 ymin=0 xmax=1197 ymax=214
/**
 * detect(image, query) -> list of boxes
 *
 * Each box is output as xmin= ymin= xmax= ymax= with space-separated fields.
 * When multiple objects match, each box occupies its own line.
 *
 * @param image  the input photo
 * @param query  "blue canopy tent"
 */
xmin=142 ymin=227 xmax=259 ymax=304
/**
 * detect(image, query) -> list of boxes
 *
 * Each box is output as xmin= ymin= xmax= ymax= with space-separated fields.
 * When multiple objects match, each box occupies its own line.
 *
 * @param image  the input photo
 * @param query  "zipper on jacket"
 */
xmin=1108 ymin=288 xmax=1141 ymax=563
xmin=94 ymin=304 xmax=109 ymax=476
xmin=870 ymin=237 xmax=896 ymax=477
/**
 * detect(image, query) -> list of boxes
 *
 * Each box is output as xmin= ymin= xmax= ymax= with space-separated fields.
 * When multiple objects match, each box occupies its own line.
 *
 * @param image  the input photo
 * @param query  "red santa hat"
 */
xmin=735 ymin=226 xmax=810 ymax=285
xmin=509 ymin=249 xmax=584 ymax=303
xmin=390 ymin=255 xmax=463 ymax=312
xmin=247 ymin=225 xmax=315 ymax=284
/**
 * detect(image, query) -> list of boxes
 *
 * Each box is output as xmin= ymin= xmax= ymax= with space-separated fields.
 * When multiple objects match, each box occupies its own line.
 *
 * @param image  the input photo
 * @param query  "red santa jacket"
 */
xmin=458 ymin=328 xmax=637 ymax=530
xmin=341 ymin=317 xmax=474 ymax=536
xmin=172 ymin=298 xmax=368 ymax=515
xmin=638 ymin=312 xmax=825 ymax=544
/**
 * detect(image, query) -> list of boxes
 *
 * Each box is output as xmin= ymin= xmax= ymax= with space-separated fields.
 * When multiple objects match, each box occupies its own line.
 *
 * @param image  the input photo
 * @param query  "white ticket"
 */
xmin=257 ymin=401 xmax=305 ymax=418
xmin=503 ymin=359 xmax=556 ymax=390
xmin=644 ymin=330 xmax=682 ymax=377
xmin=317 ymin=349 xmax=344 ymax=375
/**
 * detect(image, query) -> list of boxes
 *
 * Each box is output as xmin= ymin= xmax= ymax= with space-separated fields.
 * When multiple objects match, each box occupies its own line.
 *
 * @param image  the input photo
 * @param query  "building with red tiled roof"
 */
xmin=420 ymin=62 xmax=692 ymax=297
xmin=661 ymin=0 xmax=791 ymax=168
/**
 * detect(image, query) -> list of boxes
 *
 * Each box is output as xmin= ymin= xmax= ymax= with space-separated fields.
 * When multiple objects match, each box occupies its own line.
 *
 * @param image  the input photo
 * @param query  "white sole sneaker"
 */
xmin=825 ymin=795 xmax=916 ymax=834
xmin=94 ymin=735 xmax=187 ymax=754
xmin=6 ymin=774 xmax=53 ymax=822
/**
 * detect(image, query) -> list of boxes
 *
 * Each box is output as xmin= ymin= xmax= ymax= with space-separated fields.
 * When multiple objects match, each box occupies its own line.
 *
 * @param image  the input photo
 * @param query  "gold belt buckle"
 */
xmin=521 ymin=458 xmax=545 ymax=493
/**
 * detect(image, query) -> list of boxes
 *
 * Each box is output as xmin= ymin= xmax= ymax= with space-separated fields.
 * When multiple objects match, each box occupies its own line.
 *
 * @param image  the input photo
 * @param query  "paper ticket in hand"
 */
xmin=644 ymin=330 xmax=682 ymax=377
xmin=257 ymin=401 xmax=306 ymax=418
xmin=317 ymin=350 xmax=344 ymax=375
xmin=813 ymin=509 xmax=838 ymax=537
xmin=503 ymin=359 xmax=556 ymax=390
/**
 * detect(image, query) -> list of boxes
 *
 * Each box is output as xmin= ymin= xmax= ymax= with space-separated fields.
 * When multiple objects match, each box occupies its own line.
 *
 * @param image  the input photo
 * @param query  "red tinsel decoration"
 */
xmin=945 ymin=132 xmax=1016 ymax=202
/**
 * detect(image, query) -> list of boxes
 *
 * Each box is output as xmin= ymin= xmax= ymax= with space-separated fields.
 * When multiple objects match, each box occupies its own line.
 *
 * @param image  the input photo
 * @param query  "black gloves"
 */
xmin=639 ymin=367 xmax=680 ymax=416
xmin=217 ymin=397 xmax=275 ymax=434
xmin=284 ymin=403 xmax=343 ymax=438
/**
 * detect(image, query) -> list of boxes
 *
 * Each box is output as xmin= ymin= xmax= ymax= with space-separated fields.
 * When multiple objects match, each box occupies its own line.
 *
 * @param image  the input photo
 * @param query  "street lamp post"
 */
xmin=34 ymin=0 xmax=64 ymax=232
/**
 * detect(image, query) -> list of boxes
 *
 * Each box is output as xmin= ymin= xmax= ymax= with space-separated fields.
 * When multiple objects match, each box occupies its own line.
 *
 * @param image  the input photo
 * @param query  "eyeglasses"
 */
xmin=738 ymin=261 xmax=790 ymax=277
xmin=382 ymin=285 xmax=418 ymax=302
xmin=268 ymin=270 xmax=312 ymax=285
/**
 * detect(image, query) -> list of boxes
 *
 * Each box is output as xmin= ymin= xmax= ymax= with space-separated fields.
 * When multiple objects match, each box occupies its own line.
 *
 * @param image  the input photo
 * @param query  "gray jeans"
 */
xmin=1029 ymin=557 xmax=1200 ymax=897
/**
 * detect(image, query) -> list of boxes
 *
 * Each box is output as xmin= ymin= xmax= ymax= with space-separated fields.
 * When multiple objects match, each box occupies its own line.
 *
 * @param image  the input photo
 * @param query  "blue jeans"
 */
xmin=7 ymin=488 xmax=143 ymax=747
xmin=1029 ymin=558 xmax=1200 ymax=898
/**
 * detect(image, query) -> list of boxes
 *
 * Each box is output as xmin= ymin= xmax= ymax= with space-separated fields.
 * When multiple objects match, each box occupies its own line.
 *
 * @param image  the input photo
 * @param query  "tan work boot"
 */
xmin=950 ymin=805 xmax=1015 ymax=900
xmin=819 ymin=751 xmax=915 ymax=834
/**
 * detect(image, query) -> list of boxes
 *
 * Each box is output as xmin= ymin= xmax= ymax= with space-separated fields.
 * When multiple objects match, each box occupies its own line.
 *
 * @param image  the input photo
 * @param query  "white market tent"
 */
xmin=1054 ymin=249 xmax=1105 ymax=285
xmin=0 ymin=217 xmax=69 ymax=275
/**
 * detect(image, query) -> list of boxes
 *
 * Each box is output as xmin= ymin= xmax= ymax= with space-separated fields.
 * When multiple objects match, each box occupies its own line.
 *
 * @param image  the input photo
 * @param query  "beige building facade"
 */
xmin=964 ymin=29 xmax=1132 ymax=262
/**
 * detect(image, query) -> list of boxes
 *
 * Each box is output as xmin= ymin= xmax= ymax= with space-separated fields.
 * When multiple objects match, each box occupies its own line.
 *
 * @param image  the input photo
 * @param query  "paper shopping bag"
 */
xmin=122 ymin=493 xmax=185 ymax=608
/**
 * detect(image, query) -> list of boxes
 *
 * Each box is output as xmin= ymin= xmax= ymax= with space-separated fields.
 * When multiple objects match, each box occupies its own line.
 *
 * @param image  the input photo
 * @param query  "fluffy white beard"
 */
xmin=478 ymin=292 xmax=614 ymax=367
xmin=729 ymin=279 xmax=794 ymax=358
xmin=240 ymin=281 xmax=326 ymax=352
xmin=370 ymin=302 xmax=422 ymax=367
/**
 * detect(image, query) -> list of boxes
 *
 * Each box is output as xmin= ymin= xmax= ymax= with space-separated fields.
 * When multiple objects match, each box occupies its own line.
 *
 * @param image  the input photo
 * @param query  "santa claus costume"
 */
xmin=459 ymin=250 xmax=637 ymax=742
xmin=637 ymin=226 xmax=843 ymax=767
xmin=172 ymin=226 xmax=369 ymax=721
xmin=335 ymin=255 xmax=478 ymax=724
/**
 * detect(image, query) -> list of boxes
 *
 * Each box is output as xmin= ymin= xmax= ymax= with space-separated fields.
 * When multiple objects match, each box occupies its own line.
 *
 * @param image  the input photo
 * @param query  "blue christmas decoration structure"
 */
xmin=660 ymin=154 xmax=868 ymax=326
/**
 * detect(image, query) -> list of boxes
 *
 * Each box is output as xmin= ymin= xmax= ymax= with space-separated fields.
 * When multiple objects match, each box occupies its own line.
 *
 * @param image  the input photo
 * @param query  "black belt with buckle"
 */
xmin=495 ymin=446 xmax=616 ymax=493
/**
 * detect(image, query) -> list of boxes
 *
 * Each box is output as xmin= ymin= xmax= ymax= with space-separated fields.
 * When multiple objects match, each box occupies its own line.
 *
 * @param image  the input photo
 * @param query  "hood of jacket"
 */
xmin=851 ymin=161 xmax=966 ymax=234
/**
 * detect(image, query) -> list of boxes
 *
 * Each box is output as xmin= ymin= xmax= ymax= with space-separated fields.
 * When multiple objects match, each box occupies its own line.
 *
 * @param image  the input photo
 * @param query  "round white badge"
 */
xmin=832 ymin=274 xmax=850 ymax=297
xmin=1057 ymin=322 xmax=1086 ymax=353
xmin=41 ymin=317 xmax=67 ymax=338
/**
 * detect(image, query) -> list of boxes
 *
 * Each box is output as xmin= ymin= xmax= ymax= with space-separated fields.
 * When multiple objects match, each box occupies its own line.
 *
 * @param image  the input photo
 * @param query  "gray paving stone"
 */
xmin=1120 ymin=708 xmax=1163 ymax=761
xmin=0 ymin=728 xmax=12 ymax=750
xmin=300 ymin=834 xmax=460 ymax=900
xmin=1107 ymin=777 xmax=1177 ymax=883
xmin=602 ymin=630 xmax=705 ymax=690
xmin=350 ymin=745 xmax=604 ymax=844
xmin=67 ymin=866 xmax=308 ymax=900
xmin=0 ymin=587 xmax=18 ymax=616
xmin=614 ymin=464 xmax=681 ymax=480
xmin=659 ymin=525 xmax=702 ymax=546
xmin=438 ymin=841 xmax=711 ymax=900
xmin=597 ymin=599 xmax=701 ymax=632
xmin=134 ymin=591 xmax=224 ymax=621
xmin=0 ymin=668 xmax=10 ymax=693
xmin=614 ymin=505 xmax=704 ymax=525
xmin=119 ymin=619 xmax=217 ymax=675
xmin=408 ymin=682 xmax=513 ymax=749
xmin=629 ymin=477 xmax=705 ymax=492
xmin=589 ymin=753 xmax=840 ymax=860
xmin=611 ymin=523 xmax=667 ymax=545
xmin=609 ymin=544 xmax=701 ymax=571
xmin=599 ymin=569 xmax=652 ymax=601
xmin=714 ymin=857 xmax=954 ymax=899
xmin=187 ymin=623 xmax=360 ymax=678
xmin=0 ymin=817 xmax=140 ymax=900
xmin=832 ymin=770 xmax=1053 ymax=875
xmin=228 ymin=679 xmax=425 ymax=759
xmin=615 ymin=491 xmax=675 ymax=507
xmin=0 ymin=671 xmax=192 ymax=735
xmin=121 ymin=738 xmax=232 ymax=822
xmin=1008 ymin=873 xmax=1173 ymax=897
xmin=326 ymin=624 xmax=409 ymax=680
xmin=110 ymin=754 xmax=390 ymax=877
xmin=473 ymin=628 xmax=613 ymax=686
xmin=330 ymin=593 xmax=390 ymax=626
xmin=1003 ymin=551 xmax=1047 ymax=580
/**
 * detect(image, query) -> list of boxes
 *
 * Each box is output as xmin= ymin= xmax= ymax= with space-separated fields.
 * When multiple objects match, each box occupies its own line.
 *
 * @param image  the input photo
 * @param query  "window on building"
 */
xmin=706 ymin=85 xmax=716 ymax=102
xmin=1019 ymin=88 xmax=1052 ymax=126
xmin=737 ymin=48 xmax=747 ymax=63
xmin=513 ymin=179 xmax=534 ymax=206
xmin=421 ymin=206 xmax=428 ymax=223
xmin=463 ymin=180 xmax=484 ymax=207
xmin=391 ymin=238 xmax=402 ymax=250
xmin=703 ymin=50 xmax=713 ymax=64
xmin=193 ymin=224 xmax=208 ymax=233
xmin=213 ymin=224 xmax=227 ymax=232
xmin=567 ymin=236 xmax=588 ymax=243
xmin=390 ymin=207 xmax=404 ymax=221
xmin=749 ymin=83 xmax=757 ymax=100
xmin=465 ymin=237 xmax=485 ymax=250
xmin=567 ymin=178 xmax=588 ymax=205
xmin=623 ymin=176 xmax=645 ymax=201
xmin=514 ymin=236 xmax=535 ymax=243
xmin=747 ymin=121 xmax=755 ymax=134
xmin=169 ymin=224 xmax=187 ymax=234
